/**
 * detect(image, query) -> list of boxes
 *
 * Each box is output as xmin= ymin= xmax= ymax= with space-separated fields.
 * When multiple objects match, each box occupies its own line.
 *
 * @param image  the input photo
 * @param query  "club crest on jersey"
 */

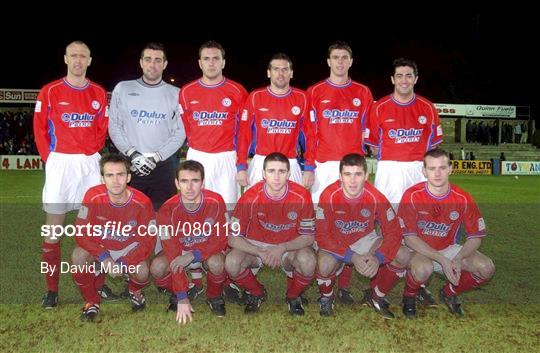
xmin=418 ymin=115 xmax=427 ymax=124
xmin=449 ymin=211 xmax=459 ymax=221
xmin=128 ymin=220 xmax=137 ymax=227
xmin=61 ymin=112 xmax=95 ymax=127
xmin=352 ymin=98 xmax=361 ymax=107
xmin=261 ymin=119 xmax=296 ymax=134
xmin=204 ymin=217 xmax=215 ymax=226
xmin=222 ymin=98 xmax=232 ymax=107
xmin=291 ymin=106 xmax=301 ymax=115
xmin=361 ymin=208 xmax=370 ymax=217
xmin=288 ymin=211 xmax=298 ymax=220
xmin=388 ymin=128 xmax=423 ymax=143
xmin=91 ymin=100 xmax=101 ymax=110
xmin=322 ymin=109 xmax=359 ymax=124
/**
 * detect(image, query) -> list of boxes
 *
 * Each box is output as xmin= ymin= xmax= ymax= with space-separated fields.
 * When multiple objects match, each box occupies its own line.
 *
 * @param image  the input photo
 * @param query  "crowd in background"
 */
xmin=465 ymin=119 xmax=530 ymax=145
xmin=0 ymin=110 xmax=36 ymax=155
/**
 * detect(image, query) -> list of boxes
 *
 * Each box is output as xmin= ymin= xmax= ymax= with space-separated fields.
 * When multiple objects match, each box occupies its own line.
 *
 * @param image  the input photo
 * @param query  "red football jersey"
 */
xmin=316 ymin=180 xmax=402 ymax=264
xmin=236 ymin=87 xmax=315 ymax=171
xmin=307 ymin=79 xmax=373 ymax=162
xmin=158 ymin=189 xmax=228 ymax=296
xmin=75 ymin=184 xmax=156 ymax=266
xmin=33 ymin=78 xmax=109 ymax=162
xmin=398 ymin=182 xmax=486 ymax=251
xmin=364 ymin=94 xmax=443 ymax=161
xmin=179 ymin=78 xmax=248 ymax=153
xmin=231 ymin=180 xmax=315 ymax=244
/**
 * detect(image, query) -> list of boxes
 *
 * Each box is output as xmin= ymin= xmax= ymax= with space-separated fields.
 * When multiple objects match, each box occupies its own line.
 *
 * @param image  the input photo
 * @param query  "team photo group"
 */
xmin=34 ymin=39 xmax=494 ymax=325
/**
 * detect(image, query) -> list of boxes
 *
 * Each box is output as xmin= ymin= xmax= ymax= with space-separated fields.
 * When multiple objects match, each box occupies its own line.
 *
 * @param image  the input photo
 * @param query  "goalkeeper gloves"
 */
xmin=126 ymin=149 xmax=160 ymax=176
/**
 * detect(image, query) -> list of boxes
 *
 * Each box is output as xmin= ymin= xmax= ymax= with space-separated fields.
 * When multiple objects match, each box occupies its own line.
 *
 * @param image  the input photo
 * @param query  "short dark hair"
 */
xmin=65 ymin=40 xmax=90 ymax=55
xmin=268 ymin=53 xmax=293 ymax=70
xmin=423 ymin=148 xmax=451 ymax=166
xmin=328 ymin=41 xmax=352 ymax=58
xmin=263 ymin=152 xmax=290 ymax=171
xmin=99 ymin=153 xmax=131 ymax=175
xmin=141 ymin=42 xmax=167 ymax=61
xmin=392 ymin=57 xmax=418 ymax=76
xmin=199 ymin=40 xmax=225 ymax=59
xmin=339 ymin=153 xmax=367 ymax=174
xmin=176 ymin=160 xmax=205 ymax=180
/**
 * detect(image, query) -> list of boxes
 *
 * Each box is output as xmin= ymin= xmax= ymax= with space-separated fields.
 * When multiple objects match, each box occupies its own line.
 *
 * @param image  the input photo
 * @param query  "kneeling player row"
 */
xmin=70 ymin=151 xmax=494 ymax=323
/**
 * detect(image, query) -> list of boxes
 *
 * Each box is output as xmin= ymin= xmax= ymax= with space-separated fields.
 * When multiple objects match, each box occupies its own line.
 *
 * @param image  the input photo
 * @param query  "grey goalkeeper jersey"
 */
xmin=108 ymin=78 xmax=185 ymax=160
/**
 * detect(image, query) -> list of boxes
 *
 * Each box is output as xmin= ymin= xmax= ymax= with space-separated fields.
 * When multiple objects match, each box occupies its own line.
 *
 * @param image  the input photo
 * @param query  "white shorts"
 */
xmin=154 ymin=236 xmax=163 ymax=255
xmin=247 ymin=154 xmax=302 ymax=189
xmin=349 ymin=230 xmax=381 ymax=256
xmin=318 ymin=230 xmax=380 ymax=267
xmin=311 ymin=160 xmax=340 ymax=204
xmin=109 ymin=242 xmax=140 ymax=262
xmin=432 ymin=244 xmax=462 ymax=276
xmin=187 ymin=148 xmax=239 ymax=207
xmin=245 ymin=238 xmax=291 ymax=271
xmin=43 ymin=152 xmax=101 ymax=214
xmin=374 ymin=160 xmax=425 ymax=209
xmin=182 ymin=249 xmax=227 ymax=271
xmin=182 ymin=250 xmax=204 ymax=270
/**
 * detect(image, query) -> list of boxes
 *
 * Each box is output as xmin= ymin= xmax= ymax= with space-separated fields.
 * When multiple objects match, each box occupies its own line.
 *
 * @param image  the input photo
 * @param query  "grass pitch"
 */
xmin=0 ymin=171 xmax=539 ymax=352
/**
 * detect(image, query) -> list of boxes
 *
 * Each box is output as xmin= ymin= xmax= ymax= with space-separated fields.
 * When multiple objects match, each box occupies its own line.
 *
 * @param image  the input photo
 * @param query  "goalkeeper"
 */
xmin=109 ymin=42 xmax=186 ymax=211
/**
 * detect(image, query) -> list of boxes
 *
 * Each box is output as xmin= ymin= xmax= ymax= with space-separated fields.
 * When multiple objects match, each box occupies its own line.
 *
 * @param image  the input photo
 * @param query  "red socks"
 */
xmin=231 ymin=269 xmax=265 ymax=296
xmin=287 ymin=270 xmax=314 ymax=299
xmin=42 ymin=242 xmax=60 ymax=292
xmin=337 ymin=265 xmax=353 ymax=289
xmin=443 ymin=271 xmax=489 ymax=296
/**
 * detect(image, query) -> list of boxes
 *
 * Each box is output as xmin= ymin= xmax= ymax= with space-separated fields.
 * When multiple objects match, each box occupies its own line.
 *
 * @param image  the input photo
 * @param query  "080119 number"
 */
xmin=177 ymin=221 xmax=240 ymax=237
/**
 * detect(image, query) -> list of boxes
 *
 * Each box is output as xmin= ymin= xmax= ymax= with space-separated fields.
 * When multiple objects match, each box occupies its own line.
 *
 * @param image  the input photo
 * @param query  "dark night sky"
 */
xmin=1 ymin=10 xmax=535 ymax=118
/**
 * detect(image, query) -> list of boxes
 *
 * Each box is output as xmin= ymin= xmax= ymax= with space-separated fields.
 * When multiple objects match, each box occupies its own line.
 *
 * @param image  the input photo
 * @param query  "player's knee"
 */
xmin=410 ymin=263 xmax=432 ymax=282
xmin=135 ymin=262 xmax=150 ymax=281
xmin=393 ymin=246 xmax=411 ymax=268
xmin=150 ymin=257 xmax=169 ymax=279
xmin=71 ymin=247 xmax=89 ymax=265
xmin=225 ymin=253 xmax=242 ymax=277
xmin=295 ymin=248 xmax=316 ymax=274
xmin=477 ymin=257 xmax=495 ymax=279
xmin=317 ymin=257 xmax=336 ymax=277
xmin=206 ymin=254 xmax=225 ymax=275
